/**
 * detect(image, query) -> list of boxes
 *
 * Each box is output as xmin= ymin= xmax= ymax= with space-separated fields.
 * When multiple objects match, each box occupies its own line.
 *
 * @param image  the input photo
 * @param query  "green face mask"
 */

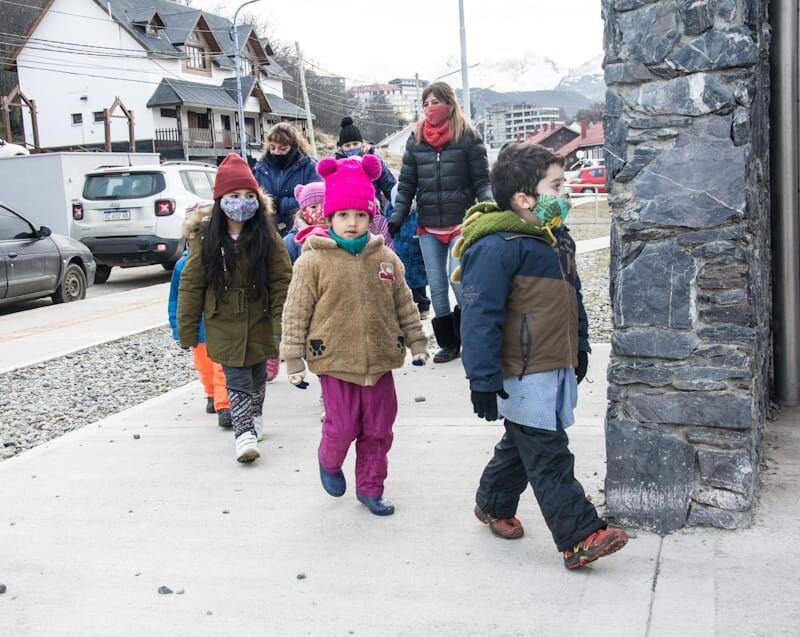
xmin=531 ymin=194 xmax=572 ymax=226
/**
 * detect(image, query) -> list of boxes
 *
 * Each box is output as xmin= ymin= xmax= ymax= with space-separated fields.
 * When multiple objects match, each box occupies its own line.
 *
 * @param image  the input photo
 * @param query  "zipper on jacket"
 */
xmin=519 ymin=313 xmax=532 ymax=380
xmin=553 ymin=238 xmax=576 ymax=366
xmin=355 ymin=252 xmax=372 ymax=376
xmin=436 ymin=152 xmax=443 ymax=227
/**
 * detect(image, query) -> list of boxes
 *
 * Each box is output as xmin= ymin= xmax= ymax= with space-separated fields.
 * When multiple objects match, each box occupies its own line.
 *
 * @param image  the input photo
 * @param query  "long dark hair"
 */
xmin=202 ymin=198 xmax=275 ymax=300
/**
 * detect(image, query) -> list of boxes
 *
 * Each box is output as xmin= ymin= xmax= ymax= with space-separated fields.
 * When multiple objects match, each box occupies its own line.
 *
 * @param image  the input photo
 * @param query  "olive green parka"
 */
xmin=177 ymin=208 xmax=293 ymax=367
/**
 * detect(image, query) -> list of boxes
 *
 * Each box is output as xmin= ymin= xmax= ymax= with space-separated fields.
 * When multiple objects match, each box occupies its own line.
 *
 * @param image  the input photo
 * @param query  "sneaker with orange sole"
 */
xmin=563 ymin=527 xmax=628 ymax=569
xmin=474 ymin=505 xmax=525 ymax=540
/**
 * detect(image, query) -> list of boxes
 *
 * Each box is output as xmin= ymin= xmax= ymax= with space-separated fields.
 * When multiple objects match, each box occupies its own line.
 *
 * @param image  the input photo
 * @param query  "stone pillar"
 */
xmin=602 ymin=0 xmax=771 ymax=532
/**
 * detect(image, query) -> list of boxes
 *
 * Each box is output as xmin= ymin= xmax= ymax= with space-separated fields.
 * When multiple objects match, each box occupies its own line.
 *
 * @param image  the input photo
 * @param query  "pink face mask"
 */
xmin=424 ymin=103 xmax=450 ymax=126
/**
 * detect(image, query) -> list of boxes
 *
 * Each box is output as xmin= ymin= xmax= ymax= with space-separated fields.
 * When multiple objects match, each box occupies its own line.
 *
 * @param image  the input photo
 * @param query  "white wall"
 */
xmin=16 ymin=0 xmax=286 ymax=149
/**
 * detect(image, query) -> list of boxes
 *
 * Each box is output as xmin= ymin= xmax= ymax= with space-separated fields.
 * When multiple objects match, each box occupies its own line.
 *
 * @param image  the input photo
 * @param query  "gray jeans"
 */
xmin=222 ymin=362 xmax=267 ymax=395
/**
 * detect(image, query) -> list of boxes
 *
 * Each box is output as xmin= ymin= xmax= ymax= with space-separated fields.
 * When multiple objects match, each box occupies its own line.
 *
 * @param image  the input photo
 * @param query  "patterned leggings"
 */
xmin=222 ymin=362 xmax=267 ymax=438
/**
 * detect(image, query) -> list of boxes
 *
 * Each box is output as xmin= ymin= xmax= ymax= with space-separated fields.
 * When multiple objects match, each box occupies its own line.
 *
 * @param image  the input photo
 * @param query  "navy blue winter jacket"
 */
xmin=253 ymin=151 xmax=321 ymax=234
xmin=335 ymin=148 xmax=397 ymax=209
xmin=460 ymin=226 xmax=590 ymax=393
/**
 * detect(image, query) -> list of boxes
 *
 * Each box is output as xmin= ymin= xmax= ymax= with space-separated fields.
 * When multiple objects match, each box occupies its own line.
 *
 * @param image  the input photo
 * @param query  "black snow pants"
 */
xmin=475 ymin=419 xmax=606 ymax=552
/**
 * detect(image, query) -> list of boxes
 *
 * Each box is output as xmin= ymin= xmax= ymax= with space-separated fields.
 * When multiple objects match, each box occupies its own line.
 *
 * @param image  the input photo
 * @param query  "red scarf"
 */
xmin=422 ymin=119 xmax=452 ymax=152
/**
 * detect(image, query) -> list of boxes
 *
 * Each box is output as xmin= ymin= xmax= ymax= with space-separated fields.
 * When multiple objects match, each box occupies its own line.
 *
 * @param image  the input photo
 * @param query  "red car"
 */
xmin=569 ymin=166 xmax=607 ymax=194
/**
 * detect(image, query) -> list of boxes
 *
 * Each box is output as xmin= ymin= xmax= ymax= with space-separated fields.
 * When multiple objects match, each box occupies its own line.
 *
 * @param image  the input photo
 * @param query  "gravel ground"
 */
xmin=1 ymin=254 xmax=611 ymax=462
xmin=0 ymin=326 xmax=195 ymax=462
xmin=577 ymin=248 xmax=612 ymax=343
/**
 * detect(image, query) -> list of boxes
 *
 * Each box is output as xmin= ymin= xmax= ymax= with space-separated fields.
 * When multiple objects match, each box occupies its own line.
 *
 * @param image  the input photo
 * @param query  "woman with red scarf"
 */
xmin=388 ymin=82 xmax=492 ymax=363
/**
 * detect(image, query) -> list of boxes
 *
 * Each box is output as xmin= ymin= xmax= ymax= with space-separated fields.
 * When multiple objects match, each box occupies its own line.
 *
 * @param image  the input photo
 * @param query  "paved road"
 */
xmin=1 ymin=345 xmax=797 ymax=635
xmin=0 ymin=265 xmax=172 ymax=316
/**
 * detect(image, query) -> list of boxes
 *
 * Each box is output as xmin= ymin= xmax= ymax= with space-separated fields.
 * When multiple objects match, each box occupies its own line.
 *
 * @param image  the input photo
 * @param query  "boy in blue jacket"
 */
xmin=168 ymin=211 xmax=231 ymax=427
xmin=454 ymin=142 xmax=627 ymax=569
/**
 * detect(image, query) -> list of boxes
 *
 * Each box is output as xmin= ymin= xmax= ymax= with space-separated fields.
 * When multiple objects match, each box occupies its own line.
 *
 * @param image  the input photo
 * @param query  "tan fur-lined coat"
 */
xmin=280 ymin=233 xmax=427 ymax=385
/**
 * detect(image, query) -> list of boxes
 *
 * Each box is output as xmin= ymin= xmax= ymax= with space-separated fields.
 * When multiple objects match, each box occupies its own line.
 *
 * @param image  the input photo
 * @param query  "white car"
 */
xmin=0 ymin=139 xmax=30 ymax=158
xmin=72 ymin=161 xmax=216 ymax=283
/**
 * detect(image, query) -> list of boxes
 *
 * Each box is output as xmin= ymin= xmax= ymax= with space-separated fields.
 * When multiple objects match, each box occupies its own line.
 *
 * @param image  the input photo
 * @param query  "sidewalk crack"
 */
xmin=644 ymin=536 xmax=664 ymax=637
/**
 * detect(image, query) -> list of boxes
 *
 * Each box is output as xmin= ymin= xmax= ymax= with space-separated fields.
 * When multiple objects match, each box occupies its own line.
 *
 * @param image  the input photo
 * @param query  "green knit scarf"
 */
xmin=451 ymin=202 xmax=555 ymax=282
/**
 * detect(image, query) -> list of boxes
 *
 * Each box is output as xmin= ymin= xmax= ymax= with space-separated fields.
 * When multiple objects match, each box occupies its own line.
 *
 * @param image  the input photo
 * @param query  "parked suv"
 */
xmin=72 ymin=162 xmax=216 ymax=283
xmin=569 ymin=166 xmax=607 ymax=194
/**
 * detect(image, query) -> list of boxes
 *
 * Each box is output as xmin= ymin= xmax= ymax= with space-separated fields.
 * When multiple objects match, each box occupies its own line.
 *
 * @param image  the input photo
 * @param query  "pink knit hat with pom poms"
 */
xmin=316 ymin=154 xmax=381 ymax=217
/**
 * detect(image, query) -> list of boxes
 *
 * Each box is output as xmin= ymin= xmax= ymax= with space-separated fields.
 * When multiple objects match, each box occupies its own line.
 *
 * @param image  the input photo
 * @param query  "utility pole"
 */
xmin=296 ymin=41 xmax=317 ymax=158
xmin=414 ymin=72 xmax=421 ymax=120
xmin=232 ymin=0 xmax=260 ymax=159
xmin=458 ymin=0 xmax=471 ymax=122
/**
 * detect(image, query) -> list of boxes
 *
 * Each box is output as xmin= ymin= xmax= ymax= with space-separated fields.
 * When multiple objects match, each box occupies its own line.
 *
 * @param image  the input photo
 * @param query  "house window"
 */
xmin=186 ymin=45 xmax=206 ymax=70
xmin=240 ymin=57 xmax=254 ymax=76
xmin=146 ymin=21 xmax=160 ymax=37
xmin=71 ymin=113 xmax=83 ymax=125
xmin=93 ymin=111 xmax=105 ymax=123
xmin=160 ymin=108 xmax=177 ymax=119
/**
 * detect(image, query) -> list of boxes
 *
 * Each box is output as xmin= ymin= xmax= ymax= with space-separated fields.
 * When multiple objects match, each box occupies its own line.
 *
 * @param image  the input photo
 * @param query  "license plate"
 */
xmin=104 ymin=210 xmax=130 ymax=221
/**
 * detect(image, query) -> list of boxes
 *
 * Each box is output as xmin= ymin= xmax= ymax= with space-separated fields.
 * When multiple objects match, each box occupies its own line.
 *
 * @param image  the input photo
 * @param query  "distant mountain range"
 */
xmin=448 ymin=52 xmax=605 ymax=117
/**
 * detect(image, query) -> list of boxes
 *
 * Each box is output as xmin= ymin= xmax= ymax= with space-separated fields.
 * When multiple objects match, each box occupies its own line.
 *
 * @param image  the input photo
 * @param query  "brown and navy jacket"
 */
xmin=460 ymin=226 xmax=590 ymax=393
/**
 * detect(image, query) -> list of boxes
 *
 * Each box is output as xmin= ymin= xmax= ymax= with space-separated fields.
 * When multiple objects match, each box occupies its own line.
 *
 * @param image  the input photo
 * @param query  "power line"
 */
xmin=0 ymin=0 xmax=263 ymax=38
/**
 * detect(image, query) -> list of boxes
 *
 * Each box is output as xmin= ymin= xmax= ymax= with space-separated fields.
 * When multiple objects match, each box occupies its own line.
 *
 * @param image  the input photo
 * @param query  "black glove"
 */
xmin=387 ymin=220 xmax=401 ymax=237
xmin=471 ymin=389 xmax=509 ymax=422
xmin=576 ymin=350 xmax=589 ymax=384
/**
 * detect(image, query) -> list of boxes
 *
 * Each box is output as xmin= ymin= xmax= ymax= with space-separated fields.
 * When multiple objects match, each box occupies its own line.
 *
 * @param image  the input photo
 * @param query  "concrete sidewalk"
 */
xmin=0 ymin=282 xmax=169 ymax=374
xmin=1 ymin=345 xmax=797 ymax=636
xmin=0 ymin=236 xmax=610 ymax=374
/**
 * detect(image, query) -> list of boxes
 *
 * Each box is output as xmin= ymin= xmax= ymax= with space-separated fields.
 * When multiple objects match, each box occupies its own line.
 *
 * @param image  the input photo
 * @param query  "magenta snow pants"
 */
xmin=318 ymin=372 xmax=398 ymax=497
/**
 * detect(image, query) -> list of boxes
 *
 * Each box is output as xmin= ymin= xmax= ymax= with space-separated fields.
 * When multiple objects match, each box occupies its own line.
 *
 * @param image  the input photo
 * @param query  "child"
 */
xmin=283 ymin=181 xmax=327 ymax=263
xmin=455 ymin=142 xmax=628 ymax=569
xmin=178 ymin=153 xmax=293 ymax=463
xmin=388 ymin=184 xmax=430 ymax=319
xmin=167 ymin=210 xmax=231 ymax=427
xmin=281 ymin=154 xmax=428 ymax=516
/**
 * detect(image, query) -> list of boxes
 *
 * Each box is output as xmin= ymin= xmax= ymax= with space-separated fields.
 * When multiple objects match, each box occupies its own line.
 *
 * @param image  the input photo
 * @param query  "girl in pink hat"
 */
xmin=281 ymin=154 xmax=429 ymax=516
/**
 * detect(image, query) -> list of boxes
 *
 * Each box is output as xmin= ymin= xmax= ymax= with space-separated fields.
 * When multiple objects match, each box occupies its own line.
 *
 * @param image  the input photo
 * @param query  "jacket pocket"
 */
xmin=204 ymin=293 xmax=217 ymax=319
xmin=519 ymin=313 xmax=532 ymax=380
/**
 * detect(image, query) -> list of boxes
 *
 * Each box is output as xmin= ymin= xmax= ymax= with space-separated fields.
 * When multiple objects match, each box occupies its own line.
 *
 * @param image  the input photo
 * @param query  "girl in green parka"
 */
xmin=178 ymin=153 xmax=293 ymax=464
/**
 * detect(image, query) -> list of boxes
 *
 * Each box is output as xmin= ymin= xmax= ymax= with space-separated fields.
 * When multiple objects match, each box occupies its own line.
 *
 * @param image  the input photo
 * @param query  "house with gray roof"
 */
xmin=4 ymin=0 xmax=311 ymax=160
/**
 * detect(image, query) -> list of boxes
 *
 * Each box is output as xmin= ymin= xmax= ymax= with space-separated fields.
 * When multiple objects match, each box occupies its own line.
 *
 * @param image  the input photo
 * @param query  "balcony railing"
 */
xmin=154 ymin=128 xmax=260 ymax=150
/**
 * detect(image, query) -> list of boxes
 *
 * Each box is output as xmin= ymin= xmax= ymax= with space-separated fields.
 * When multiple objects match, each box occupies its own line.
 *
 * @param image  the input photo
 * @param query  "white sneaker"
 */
xmin=253 ymin=416 xmax=264 ymax=442
xmin=235 ymin=431 xmax=260 ymax=463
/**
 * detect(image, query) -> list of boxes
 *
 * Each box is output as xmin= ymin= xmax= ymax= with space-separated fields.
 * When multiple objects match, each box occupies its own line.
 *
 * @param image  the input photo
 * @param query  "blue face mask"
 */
xmin=220 ymin=197 xmax=259 ymax=222
xmin=343 ymin=146 xmax=362 ymax=157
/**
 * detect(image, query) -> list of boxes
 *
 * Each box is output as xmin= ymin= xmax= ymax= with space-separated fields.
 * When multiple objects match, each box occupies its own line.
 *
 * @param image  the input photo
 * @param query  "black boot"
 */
xmin=432 ymin=313 xmax=461 ymax=363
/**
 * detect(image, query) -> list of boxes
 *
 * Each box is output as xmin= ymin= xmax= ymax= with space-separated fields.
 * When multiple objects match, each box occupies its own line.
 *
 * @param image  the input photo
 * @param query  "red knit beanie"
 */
xmin=213 ymin=152 xmax=260 ymax=199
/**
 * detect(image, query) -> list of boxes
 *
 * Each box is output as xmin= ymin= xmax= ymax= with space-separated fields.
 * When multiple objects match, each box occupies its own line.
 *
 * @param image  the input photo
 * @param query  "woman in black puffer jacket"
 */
xmin=388 ymin=81 xmax=492 ymax=363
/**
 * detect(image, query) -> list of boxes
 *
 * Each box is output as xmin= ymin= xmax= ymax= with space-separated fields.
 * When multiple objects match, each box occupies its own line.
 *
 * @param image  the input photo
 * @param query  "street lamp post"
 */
xmin=458 ymin=0 xmax=471 ymax=122
xmin=232 ymin=0 xmax=261 ymax=159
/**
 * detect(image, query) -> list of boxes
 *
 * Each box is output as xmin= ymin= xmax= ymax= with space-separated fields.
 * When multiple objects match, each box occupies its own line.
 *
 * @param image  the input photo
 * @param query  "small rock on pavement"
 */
xmin=206 ymin=611 xmax=213 ymax=616
xmin=176 ymin=589 xmax=185 ymax=595
xmin=0 ymin=583 xmax=7 ymax=594
xmin=296 ymin=573 xmax=306 ymax=580
xmin=414 ymin=396 xmax=426 ymax=403
xmin=158 ymin=586 xmax=173 ymax=595
xmin=133 ymin=434 xmax=141 ymax=440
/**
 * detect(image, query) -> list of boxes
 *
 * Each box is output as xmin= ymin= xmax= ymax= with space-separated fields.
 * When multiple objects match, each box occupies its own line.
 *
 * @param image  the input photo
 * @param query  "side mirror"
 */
xmin=38 ymin=226 xmax=52 ymax=238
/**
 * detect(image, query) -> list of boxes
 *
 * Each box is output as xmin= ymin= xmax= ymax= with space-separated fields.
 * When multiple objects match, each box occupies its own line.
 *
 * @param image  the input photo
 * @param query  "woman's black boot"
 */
xmin=432 ymin=314 xmax=461 ymax=363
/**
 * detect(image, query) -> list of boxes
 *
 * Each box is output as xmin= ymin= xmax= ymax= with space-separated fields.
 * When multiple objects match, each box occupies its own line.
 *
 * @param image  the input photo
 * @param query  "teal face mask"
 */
xmin=531 ymin=194 xmax=571 ymax=225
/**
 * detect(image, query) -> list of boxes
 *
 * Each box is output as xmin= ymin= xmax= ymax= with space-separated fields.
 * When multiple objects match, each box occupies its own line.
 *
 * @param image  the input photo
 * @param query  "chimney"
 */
xmin=550 ymin=122 xmax=555 ymax=131
xmin=580 ymin=119 xmax=588 ymax=139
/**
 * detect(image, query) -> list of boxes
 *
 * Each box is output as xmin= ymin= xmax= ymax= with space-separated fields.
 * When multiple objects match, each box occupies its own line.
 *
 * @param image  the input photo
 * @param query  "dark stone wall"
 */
xmin=602 ymin=0 xmax=771 ymax=532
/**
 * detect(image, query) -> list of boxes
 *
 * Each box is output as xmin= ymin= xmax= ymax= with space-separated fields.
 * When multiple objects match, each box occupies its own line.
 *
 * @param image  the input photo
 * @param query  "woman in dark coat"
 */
xmin=388 ymin=81 xmax=492 ymax=363
xmin=253 ymin=123 xmax=321 ymax=236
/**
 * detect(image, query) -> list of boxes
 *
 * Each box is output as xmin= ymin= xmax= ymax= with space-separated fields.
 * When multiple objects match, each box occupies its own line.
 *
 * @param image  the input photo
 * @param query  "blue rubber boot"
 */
xmin=357 ymin=494 xmax=395 ymax=516
xmin=319 ymin=458 xmax=346 ymax=497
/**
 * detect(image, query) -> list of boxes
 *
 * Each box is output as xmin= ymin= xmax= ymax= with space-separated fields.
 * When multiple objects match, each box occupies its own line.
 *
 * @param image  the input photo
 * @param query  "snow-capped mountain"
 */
xmin=446 ymin=52 xmax=605 ymax=104
xmin=446 ymin=51 xmax=564 ymax=93
xmin=555 ymin=54 xmax=605 ymax=103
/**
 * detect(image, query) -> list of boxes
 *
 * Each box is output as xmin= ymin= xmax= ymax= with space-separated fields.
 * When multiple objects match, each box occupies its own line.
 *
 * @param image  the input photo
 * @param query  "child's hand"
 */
xmin=412 ymin=352 xmax=429 ymax=367
xmin=286 ymin=358 xmax=309 ymax=390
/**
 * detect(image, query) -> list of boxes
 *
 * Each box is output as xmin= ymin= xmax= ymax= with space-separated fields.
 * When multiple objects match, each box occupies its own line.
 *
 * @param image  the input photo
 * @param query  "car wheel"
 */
xmin=94 ymin=264 xmax=112 ymax=284
xmin=582 ymin=187 xmax=594 ymax=194
xmin=53 ymin=263 xmax=87 ymax=304
xmin=162 ymin=261 xmax=177 ymax=271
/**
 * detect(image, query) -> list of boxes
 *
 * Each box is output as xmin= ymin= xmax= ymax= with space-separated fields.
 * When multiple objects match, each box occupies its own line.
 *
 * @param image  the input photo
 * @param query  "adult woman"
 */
xmin=253 ymin=123 xmax=320 ymax=237
xmin=388 ymin=82 xmax=492 ymax=363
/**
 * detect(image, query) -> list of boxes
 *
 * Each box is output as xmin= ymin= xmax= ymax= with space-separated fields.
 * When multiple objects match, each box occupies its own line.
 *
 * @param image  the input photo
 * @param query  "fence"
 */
xmin=568 ymin=185 xmax=608 ymax=223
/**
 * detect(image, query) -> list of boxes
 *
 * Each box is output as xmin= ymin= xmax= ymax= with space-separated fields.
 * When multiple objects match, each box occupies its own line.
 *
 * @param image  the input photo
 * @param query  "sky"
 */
xmin=194 ymin=0 xmax=604 ymax=85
